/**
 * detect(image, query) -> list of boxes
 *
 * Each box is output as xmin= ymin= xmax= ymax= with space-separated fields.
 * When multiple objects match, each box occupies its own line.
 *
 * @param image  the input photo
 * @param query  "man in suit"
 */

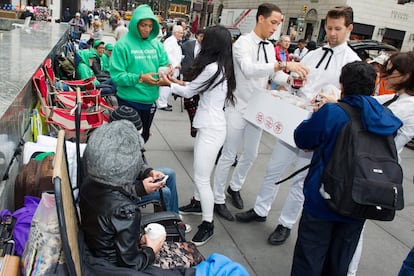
xmin=179 ymin=29 xmax=204 ymax=137
xmin=181 ymin=29 xmax=204 ymax=80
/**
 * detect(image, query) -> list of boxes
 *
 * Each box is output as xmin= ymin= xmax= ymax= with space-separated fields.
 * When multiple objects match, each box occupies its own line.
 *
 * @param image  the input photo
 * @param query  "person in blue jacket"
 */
xmin=291 ymin=61 xmax=402 ymax=276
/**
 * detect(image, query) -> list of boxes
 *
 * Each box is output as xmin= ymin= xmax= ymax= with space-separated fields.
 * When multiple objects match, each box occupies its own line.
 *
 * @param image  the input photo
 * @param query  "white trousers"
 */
xmin=213 ymin=107 xmax=262 ymax=204
xmin=254 ymin=139 xmax=312 ymax=228
xmin=157 ymin=86 xmax=171 ymax=108
xmin=193 ymin=127 xmax=226 ymax=223
xmin=348 ymin=225 xmax=364 ymax=275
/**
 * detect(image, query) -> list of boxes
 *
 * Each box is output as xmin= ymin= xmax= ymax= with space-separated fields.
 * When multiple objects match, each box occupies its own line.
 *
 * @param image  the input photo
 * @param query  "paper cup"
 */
xmin=158 ymin=66 xmax=170 ymax=76
xmin=144 ymin=223 xmax=166 ymax=240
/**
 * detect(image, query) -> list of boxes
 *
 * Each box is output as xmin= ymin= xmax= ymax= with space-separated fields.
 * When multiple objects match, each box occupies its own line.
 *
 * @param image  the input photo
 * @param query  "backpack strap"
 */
xmin=337 ymin=102 xmax=360 ymax=123
xmin=274 ymin=102 xmax=358 ymax=186
xmin=274 ymin=160 xmax=317 ymax=185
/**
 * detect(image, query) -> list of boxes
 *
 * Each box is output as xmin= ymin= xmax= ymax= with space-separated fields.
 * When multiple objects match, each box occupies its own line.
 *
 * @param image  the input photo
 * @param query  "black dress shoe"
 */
xmin=268 ymin=224 xmax=291 ymax=245
xmin=159 ymin=106 xmax=173 ymax=112
xmin=226 ymin=187 xmax=243 ymax=209
xmin=235 ymin=208 xmax=267 ymax=223
xmin=214 ymin=204 xmax=234 ymax=221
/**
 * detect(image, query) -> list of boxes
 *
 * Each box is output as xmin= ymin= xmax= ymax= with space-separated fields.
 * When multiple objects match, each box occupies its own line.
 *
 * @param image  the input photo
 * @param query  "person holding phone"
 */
xmin=110 ymin=5 xmax=170 ymax=142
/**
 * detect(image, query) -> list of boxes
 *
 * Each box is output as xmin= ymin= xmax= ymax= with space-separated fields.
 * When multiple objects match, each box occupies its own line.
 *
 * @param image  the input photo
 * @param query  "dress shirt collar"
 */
xmin=250 ymin=31 xmax=269 ymax=45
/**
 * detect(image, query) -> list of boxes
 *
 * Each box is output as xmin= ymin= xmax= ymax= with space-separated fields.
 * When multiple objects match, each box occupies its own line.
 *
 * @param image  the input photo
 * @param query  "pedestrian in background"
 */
xmin=68 ymin=12 xmax=85 ymax=40
xmin=157 ymin=25 xmax=184 ymax=112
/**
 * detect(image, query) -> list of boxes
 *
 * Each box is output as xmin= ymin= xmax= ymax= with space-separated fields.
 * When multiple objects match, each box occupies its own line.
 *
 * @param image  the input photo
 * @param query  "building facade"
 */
xmin=214 ymin=0 xmax=414 ymax=51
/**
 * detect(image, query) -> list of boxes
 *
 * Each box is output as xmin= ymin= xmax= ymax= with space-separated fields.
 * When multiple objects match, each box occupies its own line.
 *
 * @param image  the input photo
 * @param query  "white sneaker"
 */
xmin=185 ymin=224 xmax=192 ymax=233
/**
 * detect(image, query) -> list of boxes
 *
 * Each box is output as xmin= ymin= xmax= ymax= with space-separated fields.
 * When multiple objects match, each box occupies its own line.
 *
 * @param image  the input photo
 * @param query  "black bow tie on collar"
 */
xmin=316 ymin=47 xmax=334 ymax=70
xmin=257 ymin=41 xmax=269 ymax=63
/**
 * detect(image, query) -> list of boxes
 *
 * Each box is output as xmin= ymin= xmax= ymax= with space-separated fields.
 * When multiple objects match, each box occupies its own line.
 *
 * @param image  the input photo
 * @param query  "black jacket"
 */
xmin=80 ymin=178 xmax=154 ymax=270
xmin=180 ymin=40 xmax=196 ymax=81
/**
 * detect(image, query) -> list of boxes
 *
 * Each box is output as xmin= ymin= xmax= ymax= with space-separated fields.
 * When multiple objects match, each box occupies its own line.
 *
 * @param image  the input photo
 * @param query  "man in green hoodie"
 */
xmin=77 ymin=45 xmax=117 ymax=96
xmin=110 ymin=4 xmax=170 ymax=142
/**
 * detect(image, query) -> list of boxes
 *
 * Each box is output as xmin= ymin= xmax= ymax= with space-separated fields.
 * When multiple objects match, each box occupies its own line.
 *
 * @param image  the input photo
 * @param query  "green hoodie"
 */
xmin=77 ymin=49 xmax=100 ymax=85
xmin=110 ymin=5 xmax=169 ymax=104
xmin=101 ymin=52 xmax=111 ymax=72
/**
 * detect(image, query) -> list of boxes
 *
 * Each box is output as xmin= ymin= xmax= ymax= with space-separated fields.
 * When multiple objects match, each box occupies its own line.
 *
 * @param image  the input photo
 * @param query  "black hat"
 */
xmin=109 ymin=106 xmax=143 ymax=132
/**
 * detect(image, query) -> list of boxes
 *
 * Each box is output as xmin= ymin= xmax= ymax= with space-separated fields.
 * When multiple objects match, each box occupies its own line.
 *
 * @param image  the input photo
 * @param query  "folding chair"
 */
xmin=43 ymin=58 xmax=96 ymax=92
xmin=32 ymin=68 xmax=110 ymax=133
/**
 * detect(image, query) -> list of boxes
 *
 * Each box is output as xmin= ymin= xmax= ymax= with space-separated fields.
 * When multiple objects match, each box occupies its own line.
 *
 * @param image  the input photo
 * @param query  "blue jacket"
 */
xmin=196 ymin=253 xmax=249 ymax=276
xmin=294 ymin=95 xmax=402 ymax=222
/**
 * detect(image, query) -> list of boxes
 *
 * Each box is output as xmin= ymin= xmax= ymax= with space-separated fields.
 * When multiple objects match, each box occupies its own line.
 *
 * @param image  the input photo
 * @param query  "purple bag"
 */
xmin=0 ymin=196 xmax=40 ymax=256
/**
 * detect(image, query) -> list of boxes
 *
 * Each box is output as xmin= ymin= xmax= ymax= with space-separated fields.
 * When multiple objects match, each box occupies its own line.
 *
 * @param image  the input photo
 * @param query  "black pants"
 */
xmin=116 ymin=98 xmax=156 ymax=143
xmin=291 ymin=210 xmax=364 ymax=276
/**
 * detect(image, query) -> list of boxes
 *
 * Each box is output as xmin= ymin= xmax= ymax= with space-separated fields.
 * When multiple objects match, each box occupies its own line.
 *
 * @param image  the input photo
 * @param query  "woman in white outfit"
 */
xmin=349 ymin=51 xmax=414 ymax=276
xmin=158 ymin=25 xmax=236 ymax=246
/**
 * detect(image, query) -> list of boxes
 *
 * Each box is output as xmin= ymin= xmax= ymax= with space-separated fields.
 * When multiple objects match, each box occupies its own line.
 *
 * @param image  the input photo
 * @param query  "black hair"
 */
xmin=256 ymin=3 xmax=282 ymax=23
xmin=307 ymin=41 xmax=316 ymax=50
xmin=187 ymin=25 xmax=236 ymax=105
xmin=382 ymin=51 xmax=414 ymax=95
xmin=298 ymin=39 xmax=306 ymax=44
xmin=340 ymin=61 xmax=376 ymax=96
xmin=195 ymin=29 xmax=205 ymax=36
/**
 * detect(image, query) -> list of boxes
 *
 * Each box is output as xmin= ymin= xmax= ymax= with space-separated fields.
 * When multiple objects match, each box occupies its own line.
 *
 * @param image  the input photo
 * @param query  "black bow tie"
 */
xmin=316 ymin=47 xmax=334 ymax=70
xmin=257 ymin=41 xmax=269 ymax=63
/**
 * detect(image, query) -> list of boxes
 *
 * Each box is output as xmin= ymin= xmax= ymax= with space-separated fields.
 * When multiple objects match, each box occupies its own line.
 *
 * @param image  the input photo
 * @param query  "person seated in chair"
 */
xmin=80 ymin=120 xmax=194 ymax=275
xmin=77 ymin=44 xmax=117 ymax=96
xmin=109 ymin=105 xmax=180 ymax=214
xmin=101 ymin=43 xmax=114 ymax=72
xmin=90 ymin=40 xmax=112 ymax=80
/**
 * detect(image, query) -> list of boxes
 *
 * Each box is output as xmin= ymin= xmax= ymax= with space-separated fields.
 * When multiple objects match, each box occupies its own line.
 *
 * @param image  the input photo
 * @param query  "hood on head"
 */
xmin=84 ymin=120 xmax=145 ymax=187
xmin=78 ymin=49 xmax=97 ymax=64
xmin=129 ymin=4 xmax=160 ymax=41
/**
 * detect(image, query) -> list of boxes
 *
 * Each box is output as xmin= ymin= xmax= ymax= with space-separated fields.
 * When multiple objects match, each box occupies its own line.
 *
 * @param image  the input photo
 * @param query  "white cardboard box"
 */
xmin=243 ymin=91 xmax=311 ymax=148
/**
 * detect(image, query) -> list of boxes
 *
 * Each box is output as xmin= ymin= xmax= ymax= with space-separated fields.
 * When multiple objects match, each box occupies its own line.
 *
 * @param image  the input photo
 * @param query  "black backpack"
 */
xmin=320 ymin=102 xmax=404 ymax=221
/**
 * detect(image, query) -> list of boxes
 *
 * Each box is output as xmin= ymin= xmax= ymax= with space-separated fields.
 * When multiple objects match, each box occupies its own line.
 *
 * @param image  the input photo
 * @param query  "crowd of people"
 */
xmin=62 ymin=3 xmax=414 ymax=275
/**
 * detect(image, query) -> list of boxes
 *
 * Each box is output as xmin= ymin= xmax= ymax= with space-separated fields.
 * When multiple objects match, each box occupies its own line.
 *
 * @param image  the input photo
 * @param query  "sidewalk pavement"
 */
xmin=144 ymin=97 xmax=414 ymax=276
xmin=88 ymin=31 xmax=414 ymax=274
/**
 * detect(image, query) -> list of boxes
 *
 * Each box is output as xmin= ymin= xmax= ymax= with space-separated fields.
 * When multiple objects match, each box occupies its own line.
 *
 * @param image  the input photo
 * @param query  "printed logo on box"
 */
xmin=273 ymin=121 xmax=283 ymax=134
xmin=256 ymin=112 xmax=264 ymax=124
xmin=265 ymin=116 xmax=273 ymax=129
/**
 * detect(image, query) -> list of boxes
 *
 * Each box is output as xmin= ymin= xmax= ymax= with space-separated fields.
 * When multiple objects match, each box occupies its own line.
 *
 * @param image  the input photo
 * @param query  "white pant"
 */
xmin=213 ymin=107 xmax=262 ymax=204
xmin=157 ymin=86 xmax=171 ymax=108
xmin=348 ymin=225 xmax=364 ymax=275
xmin=193 ymin=127 xmax=226 ymax=222
xmin=254 ymin=139 xmax=312 ymax=228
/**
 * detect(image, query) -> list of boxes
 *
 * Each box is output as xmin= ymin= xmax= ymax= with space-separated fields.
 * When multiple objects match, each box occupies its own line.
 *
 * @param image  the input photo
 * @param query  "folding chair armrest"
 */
xmin=140 ymin=211 xmax=181 ymax=226
xmin=62 ymin=76 xmax=96 ymax=86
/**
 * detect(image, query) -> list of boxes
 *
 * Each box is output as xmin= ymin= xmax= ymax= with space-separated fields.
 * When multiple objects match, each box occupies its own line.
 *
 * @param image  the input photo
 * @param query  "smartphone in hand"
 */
xmin=152 ymin=175 xmax=169 ymax=184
